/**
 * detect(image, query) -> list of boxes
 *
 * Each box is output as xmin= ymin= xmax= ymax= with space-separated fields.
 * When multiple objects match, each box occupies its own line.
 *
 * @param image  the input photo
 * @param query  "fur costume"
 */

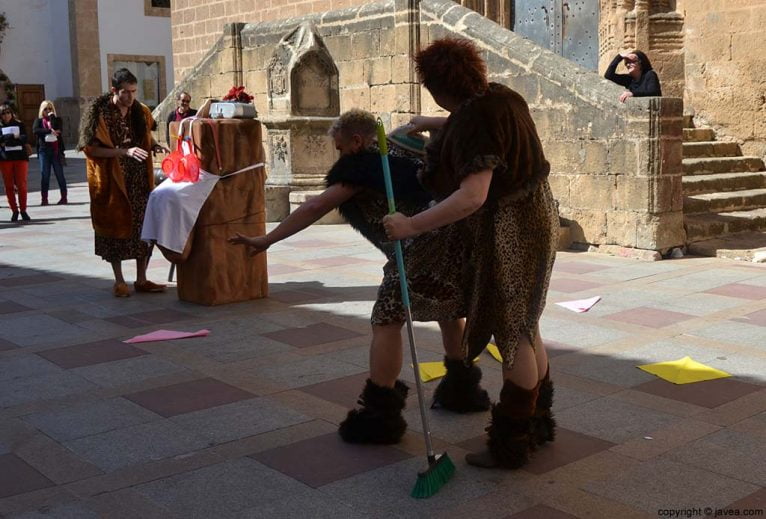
xmin=532 ymin=367 xmax=556 ymax=445
xmin=79 ymin=94 xmax=155 ymax=239
xmin=466 ymin=379 xmax=538 ymax=469
xmin=431 ymin=356 xmax=491 ymax=413
xmin=339 ymin=379 xmax=409 ymax=444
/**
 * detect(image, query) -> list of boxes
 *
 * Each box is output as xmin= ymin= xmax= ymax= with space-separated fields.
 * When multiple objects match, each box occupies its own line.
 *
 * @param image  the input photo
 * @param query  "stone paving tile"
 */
xmin=705 ymin=283 xmax=766 ymax=300
xmin=320 ymin=456 xmax=502 ymax=517
xmin=135 ymin=457 xmax=362 ymax=519
xmin=43 ymin=309 xmax=96 ymax=324
xmin=170 ymin=397 xmax=310 ymax=445
xmin=603 ymin=306 xmax=696 ymax=328
xmin=246 ymin=354 xmax=367 ymax=390
xmin=648 ymin=268 xmax=762 ymax=291
xmin=643 ymin=292 xmax=746 ymax=317
xmin=552 ymin=350 xmax=659 ymax=388
xmin=11 ymin=502 xmax=102 ymax=519
xmin=308 ymin=255 xmax=376 ymax=267
xmin=582 ymin=458 xmax=760 ymax=514
xmin=261 ymin=322 xmax=364 ymax=348
xmin=690 ymin=320 xmax=766 ymax=348
xmin=539 ymin=316 xmax=629 ymax=349
xmin=267 ymin=289 xmax=325 ymax=304
xmin=251 ymin=432 xmax=412 ymax=488
xmin=0 ymin=337 xmax=18 ymax=351
xmin=36 ymin=339 xmax=149 ymax=369
xmin=0 ymin=372 xmax=96 ymax=408
xmin=12 ymin=433 xmax=103 ymax=484
xmin=549 ymin=278 xmax=604 ymax=293
xmin=0 ymin=301 xmax=32 ymax=314
xmin=71 ymin=355 xmax=189 ymax=389
xmin=63 ymin=420 xmax=210 ymax=472
xmin=299 ymin=372 xmax=371 ymax=408
xmin=733 ymin=307 xmax=766 ymax=327
xmin=125 ymin=377 xmax=255 ymax=417
xmin=0 ymin=356 xmax=61 ymax=382
xmin=22 ymin=397 xmax=161 ymax=442
xmin=555 ymin=396 xmax=681 ymax=443
xmin=0 ymin=273 xmax=63 ymax=288
xmin=633 ymin=378 xmax=763 ymax=408
xmin=508 ymin=505 xmax=579 ymax=519
xmin=726 ymin=487 xmax=766 ymax=513
xmin=0 ymin=453 xmax=55 ymax=499
xmin=553 ymin=261 xmax=615 ymax=275
xmin=0 ymin=314 xmax=99 ymax=347
xmin=668 ymin=429 xmax=766 ymax=486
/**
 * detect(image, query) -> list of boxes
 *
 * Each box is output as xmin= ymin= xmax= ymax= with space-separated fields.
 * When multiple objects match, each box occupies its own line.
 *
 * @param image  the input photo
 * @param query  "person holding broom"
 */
xmin=229 ymin=109 xmax=491 ymax=445
xmin=383 ymin=38 xmax=558 ymax=469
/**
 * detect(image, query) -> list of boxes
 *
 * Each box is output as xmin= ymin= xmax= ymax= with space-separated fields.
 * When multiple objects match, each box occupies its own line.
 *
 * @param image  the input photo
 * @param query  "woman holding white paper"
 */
xmin=33 ymin=100 xmax=68 ymax=205
xmin=0 ymin=104 xmax=31 ymax=222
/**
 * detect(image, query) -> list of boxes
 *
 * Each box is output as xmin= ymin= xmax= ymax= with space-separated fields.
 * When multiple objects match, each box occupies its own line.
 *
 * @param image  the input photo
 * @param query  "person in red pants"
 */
xmin=0 ymin=104 xmax=30 ymax=222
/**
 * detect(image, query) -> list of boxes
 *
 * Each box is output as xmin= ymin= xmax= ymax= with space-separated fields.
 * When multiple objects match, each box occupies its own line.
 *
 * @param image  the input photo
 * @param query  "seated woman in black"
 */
xmin=604 ymin=50 xmax=662 ymax=103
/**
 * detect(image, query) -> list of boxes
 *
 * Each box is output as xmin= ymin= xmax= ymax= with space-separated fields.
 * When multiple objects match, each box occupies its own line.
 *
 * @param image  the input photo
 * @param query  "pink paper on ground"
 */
xmin=123 ymin=329 xmax=210 ymax=344
xmin=555 ymin=296 xmax=601 ymax=313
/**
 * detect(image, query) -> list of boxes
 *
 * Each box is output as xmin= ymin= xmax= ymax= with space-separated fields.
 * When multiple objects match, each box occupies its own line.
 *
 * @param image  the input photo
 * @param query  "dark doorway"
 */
xmin=14 ymin=84 xmax=45 ymax=141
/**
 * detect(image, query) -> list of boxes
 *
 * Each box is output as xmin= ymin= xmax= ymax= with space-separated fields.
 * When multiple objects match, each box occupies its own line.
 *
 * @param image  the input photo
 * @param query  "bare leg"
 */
xmin=136 ymin=257 xmax=148 ymax=283
xmin=502 ymin=334 xmax=538 ymax=388
xmin=438 ymin=318 xmax=464 ymax=360
xmin=369 ymin=323 xmax=404 ymax=388
xmin=110 ymin=261 xmax=125 ymax=284
xmin=533 ymin=324 xmax=549 ymax=381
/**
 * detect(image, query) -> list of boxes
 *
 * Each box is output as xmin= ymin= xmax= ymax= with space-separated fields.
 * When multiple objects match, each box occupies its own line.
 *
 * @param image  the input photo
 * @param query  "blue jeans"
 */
xmin=39 ymin=147 xmax=67 ymax=196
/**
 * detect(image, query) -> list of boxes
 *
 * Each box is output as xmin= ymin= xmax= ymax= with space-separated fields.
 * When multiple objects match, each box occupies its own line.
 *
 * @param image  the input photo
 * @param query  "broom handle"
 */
xmin=376 ymin=120 xmax=436 ymax=463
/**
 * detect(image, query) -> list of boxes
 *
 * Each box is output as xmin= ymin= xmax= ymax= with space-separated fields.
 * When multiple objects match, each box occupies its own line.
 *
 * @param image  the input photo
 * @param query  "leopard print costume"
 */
xmin=420 ymin=83 xmax=558 ymax=368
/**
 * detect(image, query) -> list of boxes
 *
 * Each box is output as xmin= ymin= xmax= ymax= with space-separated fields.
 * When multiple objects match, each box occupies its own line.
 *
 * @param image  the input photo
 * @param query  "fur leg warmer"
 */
xmin=465 ymin=380 xmax=538 ymax=469
xmin=532 ymin=366 xmax=556 ymax=446
xmin=431 ymin=357 xmax=491 ymax=413
xmin=338 ymin=379 xmax=409 ymax=445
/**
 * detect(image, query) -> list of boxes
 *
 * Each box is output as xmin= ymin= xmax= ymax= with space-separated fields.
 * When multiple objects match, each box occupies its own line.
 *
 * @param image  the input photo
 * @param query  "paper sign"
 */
xmin=124 ymin=329 xmax=210 ymax=344
xmin=637 ymin=356 xmax=731 ymax=385
xmin=555 ymin=296 xmax=601 ymax=313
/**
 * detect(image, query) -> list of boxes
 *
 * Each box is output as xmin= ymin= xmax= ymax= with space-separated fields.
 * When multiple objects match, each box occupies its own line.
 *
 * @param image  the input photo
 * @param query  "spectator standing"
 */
xmin=33 ymin=100 xmax=68 ymax=205
xmin=0 ymin=104 xmax=31 ymax=222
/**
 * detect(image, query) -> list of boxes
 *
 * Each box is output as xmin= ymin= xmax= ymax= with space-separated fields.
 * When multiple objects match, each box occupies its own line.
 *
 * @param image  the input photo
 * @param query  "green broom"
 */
xmin=376 ymin=119 xmax=455 ymax=499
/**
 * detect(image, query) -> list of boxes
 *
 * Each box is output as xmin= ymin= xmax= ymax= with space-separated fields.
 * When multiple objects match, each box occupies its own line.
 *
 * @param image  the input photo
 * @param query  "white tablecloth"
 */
xmin=141 ymin=170 xmax=220 ymax=253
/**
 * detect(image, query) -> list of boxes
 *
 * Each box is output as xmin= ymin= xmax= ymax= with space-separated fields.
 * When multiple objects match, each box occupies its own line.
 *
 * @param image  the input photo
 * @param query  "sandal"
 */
xmin=113 ymin=282 xmax=131 ymax=298
xmin=134 ymin=280 xmax=167 ymax=293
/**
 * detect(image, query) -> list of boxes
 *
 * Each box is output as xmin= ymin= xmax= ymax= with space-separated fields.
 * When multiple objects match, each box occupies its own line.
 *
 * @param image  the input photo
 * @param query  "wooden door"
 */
xmin=14 ymin=84 xmax=45 ymax=139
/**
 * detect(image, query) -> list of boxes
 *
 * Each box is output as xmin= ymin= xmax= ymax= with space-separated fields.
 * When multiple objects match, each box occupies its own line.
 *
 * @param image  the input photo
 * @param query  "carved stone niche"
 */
xmin=263 ymin=22 xmax=341 ymax=222
xmin=267 ymin=22 xmax=339 ymax=117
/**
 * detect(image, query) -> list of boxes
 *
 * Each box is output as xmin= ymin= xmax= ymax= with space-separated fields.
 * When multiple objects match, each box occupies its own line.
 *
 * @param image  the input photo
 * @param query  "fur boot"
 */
xmin=431 ymin=357 xmax=491 ymax=413
xmin=338 ymin=379 xmax=409 ymax=445
xmin=465 ymin=380 xmax=538 ymax=469
xmin=532 ymin=366 xmax=556 ymax=446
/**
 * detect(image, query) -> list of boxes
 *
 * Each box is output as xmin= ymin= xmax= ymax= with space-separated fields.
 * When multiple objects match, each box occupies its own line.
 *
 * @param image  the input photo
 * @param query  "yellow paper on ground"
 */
xmin=637 ymin=356 xmax=731 ymax=385
xmin=486 ymin=343 xmax=503 ymax=363
xmin=417 ymin=361 xmax=447 ymax=382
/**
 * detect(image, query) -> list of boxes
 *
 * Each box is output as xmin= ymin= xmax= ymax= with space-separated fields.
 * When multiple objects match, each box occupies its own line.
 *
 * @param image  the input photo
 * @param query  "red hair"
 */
xmin=415 ymin=38 xmax=488 ymax=100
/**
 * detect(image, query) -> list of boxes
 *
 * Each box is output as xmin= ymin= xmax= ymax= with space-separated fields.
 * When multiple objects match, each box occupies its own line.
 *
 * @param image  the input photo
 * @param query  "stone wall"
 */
xmin=677 ymin=0 xmax=766 ymax=159
xmin=170 ymin=0 xmax=367 ymax=82
xmin=155 ymin=0 xmax=685 ymax=251
xmin=421 ymin=0 xmax=684 ymax=251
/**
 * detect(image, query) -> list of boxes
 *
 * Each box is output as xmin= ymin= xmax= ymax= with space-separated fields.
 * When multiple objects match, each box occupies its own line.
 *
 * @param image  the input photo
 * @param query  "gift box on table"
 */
xmin=164 ymin=118 xmax=268 ymax=305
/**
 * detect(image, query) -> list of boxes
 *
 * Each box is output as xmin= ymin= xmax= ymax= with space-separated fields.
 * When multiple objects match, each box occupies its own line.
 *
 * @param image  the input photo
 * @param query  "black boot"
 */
xmin=532 ymin=367 xmax=556 ymax=446
xmin=338 ymin=379 xmax=409 ymax=445
xmin=465 ymin=380 xmax=538 ymax=469
xmin=432 ymin=357 xmax=491 ymax=413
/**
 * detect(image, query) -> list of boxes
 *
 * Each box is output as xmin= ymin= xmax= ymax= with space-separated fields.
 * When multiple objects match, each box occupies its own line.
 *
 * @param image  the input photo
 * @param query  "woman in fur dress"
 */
xmin=383 ymin=38 xmax=559 ymax=469
xmin=230 ymin=109 xmax=492 ymax=444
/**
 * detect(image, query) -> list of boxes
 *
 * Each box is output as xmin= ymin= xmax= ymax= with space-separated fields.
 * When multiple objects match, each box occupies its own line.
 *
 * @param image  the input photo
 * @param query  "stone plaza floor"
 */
xmin=0 ymin=156 xmax=765 ymax=518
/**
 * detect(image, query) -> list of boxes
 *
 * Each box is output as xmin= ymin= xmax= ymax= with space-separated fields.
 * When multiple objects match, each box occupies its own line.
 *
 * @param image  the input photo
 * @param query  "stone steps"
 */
xmin=687 ymin=231 xmax=766 ymax=262
xmin=682 ymin=156 xmax=765 ymax=176
xmin=683 ymin=128 xmax=716 ymax=142
xmin=682 ymin=172 xmax=766 ymax=195
xmin=684 ymin=188 xmax=766 ymax=215
xmin=685 ymin=207 xmax=766 ymax=242
xmin=682 ymin=141 xmax=741 ymax=158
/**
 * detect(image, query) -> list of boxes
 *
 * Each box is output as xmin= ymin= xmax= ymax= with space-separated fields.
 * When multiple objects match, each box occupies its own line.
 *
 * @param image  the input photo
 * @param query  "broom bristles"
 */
xmin=411 ymin=452 xmax=455 ymax=499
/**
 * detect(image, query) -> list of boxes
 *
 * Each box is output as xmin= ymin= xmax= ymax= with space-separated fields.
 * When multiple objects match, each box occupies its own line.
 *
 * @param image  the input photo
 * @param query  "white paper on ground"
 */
xmin=555 ymin=295 xmax=601 ymax=313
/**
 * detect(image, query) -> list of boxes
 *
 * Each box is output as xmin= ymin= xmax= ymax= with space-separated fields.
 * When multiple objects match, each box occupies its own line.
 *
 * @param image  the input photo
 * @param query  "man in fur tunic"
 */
xmin=230 ymin=109 xmax=492 ymax=444
xmin=79 ymin=68 xmax=168 ymax=298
